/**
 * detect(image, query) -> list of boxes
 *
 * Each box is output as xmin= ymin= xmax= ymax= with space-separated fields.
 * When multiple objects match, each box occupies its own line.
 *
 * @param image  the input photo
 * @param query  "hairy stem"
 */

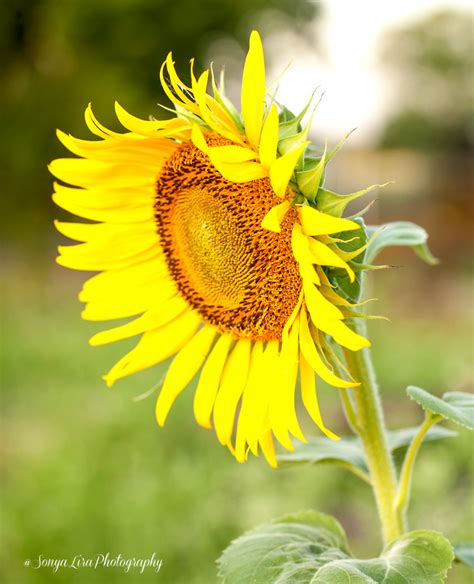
xmin=395 ymin=413 xmax=441 ymax=525
xmin=343 ymin=320 xmax=403 ymax=544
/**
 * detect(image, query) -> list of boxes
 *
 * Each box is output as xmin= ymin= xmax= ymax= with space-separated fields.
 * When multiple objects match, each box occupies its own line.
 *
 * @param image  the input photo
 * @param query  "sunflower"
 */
xmin=51 ymin=31 xmax=373 ymax=467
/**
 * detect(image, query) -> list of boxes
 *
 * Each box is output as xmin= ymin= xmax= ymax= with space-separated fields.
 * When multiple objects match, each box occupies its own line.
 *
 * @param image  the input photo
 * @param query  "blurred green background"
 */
xmin=2 ymin=1 xmax=473 ymax=583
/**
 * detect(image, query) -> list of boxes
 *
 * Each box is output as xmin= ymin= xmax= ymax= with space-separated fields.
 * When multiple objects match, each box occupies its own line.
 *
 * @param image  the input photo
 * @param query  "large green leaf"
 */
xmin=365 ymin=221 xmax=438 ymax=264
xmin=453 ymin=543 xmax=474 ymax=569
xmin=407 ymin=387 xmax=474 ymax=430
xmin=218 ymin=511 xmax=454 ymax=583
xmin=277 ymin=426 xmax=456 ymax=475
xmin=218 ymin=511 xmax=349 ymax=584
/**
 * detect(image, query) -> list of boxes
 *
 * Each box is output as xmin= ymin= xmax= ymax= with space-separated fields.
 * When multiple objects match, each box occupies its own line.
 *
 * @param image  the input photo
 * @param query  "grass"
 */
xmin=2 ymin=253 xmax=473 ymax=583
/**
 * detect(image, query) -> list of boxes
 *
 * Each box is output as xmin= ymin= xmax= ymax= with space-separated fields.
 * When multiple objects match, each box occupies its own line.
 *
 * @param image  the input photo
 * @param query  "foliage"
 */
xmin=218 ymin=511 xmax=454 ymax=583
xmin=277 ymin=426 xmax=456 ymax=476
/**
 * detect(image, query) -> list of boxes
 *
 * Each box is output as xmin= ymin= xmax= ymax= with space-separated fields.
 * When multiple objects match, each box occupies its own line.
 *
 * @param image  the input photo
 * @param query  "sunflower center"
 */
xmin=155 ymin=136 xmax=302 ymax=341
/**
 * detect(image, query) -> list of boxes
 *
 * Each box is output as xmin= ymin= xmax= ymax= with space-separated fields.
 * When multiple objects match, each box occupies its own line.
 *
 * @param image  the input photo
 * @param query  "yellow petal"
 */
xmin=210 ymin=160 xmax=267 ymax=183
xmin=89 ymin=297 xmax=188 ymax=346
xmin=207 ymin=144 xmax=258 ymax=164
xmin=193 ymin=334 xmax=233 ymax=429
xmin=300 ymin=351 xmax=340 ymax=440
xmin=191 ymin=124 xmax=209 ymax=154
xmin=57 ymin=238 xmax=159 ymax=272
xmin=53 ymin=187 xmax=154 ymax=224
xmin=321 ymin=319 xmax=371 ymax=352
xmin=81 ymin=280 xmax=175 ymax=321
xmin=270 ymin=316 xmax=305 ymax=449
xmin=259 ymin=104 xmax=279 ymax=168
xmin=49 ymin=158 xmax=155 ymax=189
xmin=261 ymin=200 xmax=291 ymax=233
xmin=156 ymin=326 xmax=217 ymax=426
xmin=56 ymin=129 xmax=175 ymax=166
xmin=103 ymin=310 xmax=202 ymax=387
xmin=304 ymin=279 xmax=344 ymax=323
xmin=308 ymin=238 xmax=355 ymax=282
xmin=160 ymin=53 xmax=199 ymax=115
xmin=114 ymin=101 xmax=190 ymax=137
xmin=213 ymin=339 xmax=251 ymax=445
xmin=245 ymin=340 xmax=278 ymax=447
xmin=84 ymin=104 xmax=119 ymax=139
xmin=270 ymin=143 xmax=307 ymax=198
xmin=299 ymin=262 xmax=321 ymax=286
xmin=79 ymin=259 xmax=165 ymax=301
xmin=55 ymin=220 xmax=154 ymax=243
xmin=53 ymin=182 xmax=154 ymax=209
xmin=299 ymin=307 xmax=357 ymax=388
xmin=191 ymin=125 xmax=266 ymax=182
xmin=234 ymin=341 xmax=265 ymax=462
xmin=281 ymin=289 xmax=304 ymax=342
xmin=241 ymin=30 xmax=265 ymax=148
xmin=259 ymin=430 xmax=277 ymax=468
xmin=298 ymin=205 xmax=360 ymax=236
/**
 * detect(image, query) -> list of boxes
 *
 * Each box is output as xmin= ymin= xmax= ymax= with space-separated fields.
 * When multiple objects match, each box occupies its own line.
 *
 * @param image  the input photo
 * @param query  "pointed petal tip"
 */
xmin=155 ymin=407 xmax=167 ymax=427
xmin=102 ymin=375 xmax=115 ymax=389
xmin=249 ymin=30 xmax=262 ymax=43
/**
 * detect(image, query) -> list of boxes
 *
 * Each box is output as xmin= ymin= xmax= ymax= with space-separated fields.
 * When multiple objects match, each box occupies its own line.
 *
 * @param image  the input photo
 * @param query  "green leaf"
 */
xmin=277 ymin=426 xmax=456 ymax=475
xmin=277 ymin=435 xmax=369 ymax=474
xmin=366 ymin=221 xmax=438 ymax=264
xmin=387 ymin=426 xmax=457 ymax=450
xmin=218 ymin=511 xmax=454 ymax=583
xmin=312 ymin=530 xmax=454 ymax=583
xmin=454 ymin=543 xmax=474 ymax=569
xmin=407 ymin=387 xmax=474 ymax=430
xmin=218 ymin=511 xmax=349 ymax=584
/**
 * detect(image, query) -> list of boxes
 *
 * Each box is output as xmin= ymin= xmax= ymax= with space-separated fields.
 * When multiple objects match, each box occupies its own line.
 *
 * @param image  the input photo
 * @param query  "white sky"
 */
xmin=267 ymin=0 xmax=473 ymax=145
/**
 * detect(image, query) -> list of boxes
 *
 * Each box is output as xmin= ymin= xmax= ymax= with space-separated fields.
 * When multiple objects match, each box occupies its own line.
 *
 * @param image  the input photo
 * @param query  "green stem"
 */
xmin=395 ymin=413 xmax=441 ymax=525
xmin=343 ymin=319 xmax=403 ymax=544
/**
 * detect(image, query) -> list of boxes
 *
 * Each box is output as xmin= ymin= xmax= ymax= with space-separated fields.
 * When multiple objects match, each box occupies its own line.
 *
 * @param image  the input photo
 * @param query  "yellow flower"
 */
xmin=51 ymin=31 xmax=371 ymax=467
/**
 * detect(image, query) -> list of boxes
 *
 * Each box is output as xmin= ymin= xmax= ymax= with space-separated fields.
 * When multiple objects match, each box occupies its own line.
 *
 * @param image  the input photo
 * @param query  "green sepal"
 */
xmin=407 ymin=387 xmax=474 ymax=430
xmin=278 ymin=92 xmax=316 ymax=141
xmin=325 ymin=127 xmax=357 ymax=163
xmin=316 ymin=183 xmax=388 ymax=217
xmin=296 ymin=146 xmax=327 ymax=202
xmin=328 ymin=217 xmax=368 ymax=304
xmin=278 ymin=103 xmax=298 ymax=125
xmin=218 ymin=510 xmax=454 ymax=583
xmin=279 ymin=124 xmax=311 ymax=157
